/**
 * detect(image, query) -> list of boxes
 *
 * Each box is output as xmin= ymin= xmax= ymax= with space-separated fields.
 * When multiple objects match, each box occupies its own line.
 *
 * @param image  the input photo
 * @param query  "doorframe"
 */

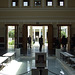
xmin=57 ymin=24 xmax=71 ymax=51
xmin=22 ymin=24 xmax=53 ymax=55
xmin=5 ymin=24 xmax=19 ymax=51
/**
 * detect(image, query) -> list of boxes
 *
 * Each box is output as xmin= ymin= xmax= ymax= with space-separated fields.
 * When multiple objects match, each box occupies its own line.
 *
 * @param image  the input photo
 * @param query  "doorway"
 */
xmin=8 ymin=26 xmax=15 ymax=50
xmin=58 ymin=24 xmax=71 ymax=51
xmin=22 ymin=24 xmax=53 ymax=55
xmin=5 ymin=24 xmax=18 ymax=52
xmin=27 ymin=26 xmax=48 ymax=47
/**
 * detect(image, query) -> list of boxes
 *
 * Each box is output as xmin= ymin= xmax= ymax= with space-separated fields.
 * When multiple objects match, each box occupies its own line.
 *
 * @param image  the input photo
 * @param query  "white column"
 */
xmin=42 ymin=26 xmax=45 ymax=45
xmin=45 ymin=29 xmax=47 ymax=42
xmin=34 ymin=29 xmax=35 ymax=39
xmin=30 ymin=26 xmax=33 ymax=45
xmin=28 ymin=26 xmax=30 ymax=37
xmin=39 ymin=29 xmax=41 ymax=38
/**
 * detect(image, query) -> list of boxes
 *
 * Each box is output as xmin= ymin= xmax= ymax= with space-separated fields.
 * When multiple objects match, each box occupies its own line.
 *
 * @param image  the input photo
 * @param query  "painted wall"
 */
xmin=0 ymin=0 xmax=8 ymax=8
xmin=0 ymin=0 xmax=75 ymax=52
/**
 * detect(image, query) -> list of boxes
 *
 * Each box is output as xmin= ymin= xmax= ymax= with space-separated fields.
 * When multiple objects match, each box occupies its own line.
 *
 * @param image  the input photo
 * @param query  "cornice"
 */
xmin=0 ymin=16 xmax=75 ymax=19
xmin=0 ymin=16 xmax=75 ymax=18
xmin=0 ymin=19 xmax=74 ymax=23
xmin=0 ymin=8 xmax=75 ymax=11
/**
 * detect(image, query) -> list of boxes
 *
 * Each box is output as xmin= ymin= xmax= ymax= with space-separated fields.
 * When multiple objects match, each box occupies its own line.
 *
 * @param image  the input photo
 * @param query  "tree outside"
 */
xmin=8 ymin=26 xmax=15 ymax=49
xmin=61 ymin=31 xmax=66 ymax=38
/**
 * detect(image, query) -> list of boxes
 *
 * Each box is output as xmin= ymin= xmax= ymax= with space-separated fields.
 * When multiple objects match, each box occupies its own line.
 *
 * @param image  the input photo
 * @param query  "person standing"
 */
xmin=39 ymin=35 xmax=43 ymax=52
xmin=28 ymin=35 xmax=31 ymax=49
xmin=61 ymin=35 xmax=67 ymax=51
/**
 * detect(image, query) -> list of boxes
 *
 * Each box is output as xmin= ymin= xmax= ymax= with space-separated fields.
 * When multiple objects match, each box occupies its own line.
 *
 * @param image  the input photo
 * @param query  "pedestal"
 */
xmin=32 ymin=68 xmax=48 ymax=75
xmin=15 ymin=48 xmax=20 ymax=58
xmin=56 ymin=49 xmax=61 ymax=59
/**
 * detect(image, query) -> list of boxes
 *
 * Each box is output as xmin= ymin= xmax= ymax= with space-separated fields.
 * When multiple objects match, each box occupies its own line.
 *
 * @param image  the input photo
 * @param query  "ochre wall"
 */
xmin=68 ymin=0 xmax=75 ymax=7
xmin=0 ymin=0 xmax=8 ymax=8
xmin=0 ymin=0 xmax=75 ymax=54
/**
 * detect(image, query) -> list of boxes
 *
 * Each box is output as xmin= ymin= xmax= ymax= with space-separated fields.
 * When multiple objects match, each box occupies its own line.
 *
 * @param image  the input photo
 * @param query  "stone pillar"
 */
xmin=65 ymin=0 xmax=68 ymax=8
xmin=19 ymin=0 xmax=22 ymax=8
xmin=34 ymin=29 xmax=35 ymax=39
xmin=30 ymin=26 xmax=33 ymax=45
xmin=53 ymin=0 xmax=57 ymax=7
xmin=39 ymin=29 xmax=41 ymax=38
xmin=30 ymin=0 xmax=33 ymax=7
xmin=8 ymin=0 xmax=11 ymax=7
xmin=45 ymin=29 xmax=47 ymax=42
xmin=28 ymin=26 xmax=30 ymax=37
xmin=42 ymin=26 xmax=45 ymax=45
xmin=42 ymin=0 xmax=45 ymax=7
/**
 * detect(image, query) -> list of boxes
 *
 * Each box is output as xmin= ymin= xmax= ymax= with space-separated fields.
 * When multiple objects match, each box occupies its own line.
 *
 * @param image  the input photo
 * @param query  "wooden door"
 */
xmin=68 ymin=26 xmax=71 ymax=51
xmin=58 ymin=26 xmax=61 ymax=48
xmin=5 ymin=25 xmax=8 ymax=51
xmin=48 ymin=25 xmax=53 ymax=55
xmin=22 ymin=25 xmax=28 ymax=54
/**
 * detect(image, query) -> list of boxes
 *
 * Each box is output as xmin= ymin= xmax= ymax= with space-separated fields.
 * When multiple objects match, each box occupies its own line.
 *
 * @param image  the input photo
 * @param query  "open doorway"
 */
xmin=22 ymin=24 xmax=53 ymax=55
xmin=61 ymin=26 xmax=68 ymax=50
xmin=8 ymin=26 xmax=15 ymax=50
xmin=58 ymin=24 xmax=71 ymax=51
xmin=5 ymin=24 xmax=18 ymax=52
xmin=27 ymin=26 xmax=48 ymax=48
xmin=61 ymin=26 xmax=68 ymax=38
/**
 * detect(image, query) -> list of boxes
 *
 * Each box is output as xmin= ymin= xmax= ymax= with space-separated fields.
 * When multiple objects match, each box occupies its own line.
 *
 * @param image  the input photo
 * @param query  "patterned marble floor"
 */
xmin=0 ymin=46 xmax=75 ymax=75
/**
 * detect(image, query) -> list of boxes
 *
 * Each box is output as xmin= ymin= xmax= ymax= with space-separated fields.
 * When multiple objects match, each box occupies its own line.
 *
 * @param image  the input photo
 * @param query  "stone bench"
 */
xmin=3 ymin=52 xmax=15 ymax=61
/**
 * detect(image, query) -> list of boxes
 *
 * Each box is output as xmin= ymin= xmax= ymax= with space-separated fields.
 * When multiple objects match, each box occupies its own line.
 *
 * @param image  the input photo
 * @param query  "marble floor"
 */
xmin=0 ymin=45 xmax=75 ymax=75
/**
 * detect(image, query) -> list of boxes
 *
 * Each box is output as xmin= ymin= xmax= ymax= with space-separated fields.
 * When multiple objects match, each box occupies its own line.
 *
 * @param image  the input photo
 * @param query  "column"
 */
xmin=42 ymin=26 xmax=45 ymax=45
xmin=30 ymin=0 xmax=33 ymax=7
xmin=19 ymin=0 xmax=22 ymax=8
xmin=53 ymin=0 xmax=57 ymax=7
xmin=28 ymin=26 xmax=30 ymax=37
xmin=42 ymin=0 xmax=45 ymax=7
xmin=45 ymin=29 xmax=47 ymax=42
xmin=65 ymin=0 xmax=68 ymax=8
xmin=39 ymin=29 xmax=41 ymax=38
xmin=8 ymin=0 xmax=11 ymax=7
xmin=30 ymin=26 xmax=33 ymax=45
xmin=34 ymin=29 xmax=35 ymax=39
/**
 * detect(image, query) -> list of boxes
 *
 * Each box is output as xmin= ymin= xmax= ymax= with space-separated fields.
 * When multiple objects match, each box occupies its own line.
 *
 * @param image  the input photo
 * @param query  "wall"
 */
xmin=0 ymin=0 xmax=8 ymax=8
xmin=0 ymin=0 xmax=75 ymax=53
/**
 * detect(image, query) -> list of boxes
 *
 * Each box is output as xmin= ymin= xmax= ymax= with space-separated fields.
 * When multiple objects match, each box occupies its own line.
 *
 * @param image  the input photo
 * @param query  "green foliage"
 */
xmin=61 ymin=31 xmax=66 ymax=38
xmin=8 ymin=30 xmax=15 ymax=39
xmin=9 ymin=40 xmax=14 ymax=45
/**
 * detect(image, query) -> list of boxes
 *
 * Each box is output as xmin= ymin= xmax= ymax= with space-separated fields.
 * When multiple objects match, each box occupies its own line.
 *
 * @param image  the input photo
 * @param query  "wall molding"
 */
xmin=0 ymin=16 xmax=75 ymax=23
xmin=0 ymin=8 xmax=75 ymax=11
xmin=0 ymin=16 xmax=75 ymax=18
xmin=0 ymin=19 xmax=74 ymax=23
